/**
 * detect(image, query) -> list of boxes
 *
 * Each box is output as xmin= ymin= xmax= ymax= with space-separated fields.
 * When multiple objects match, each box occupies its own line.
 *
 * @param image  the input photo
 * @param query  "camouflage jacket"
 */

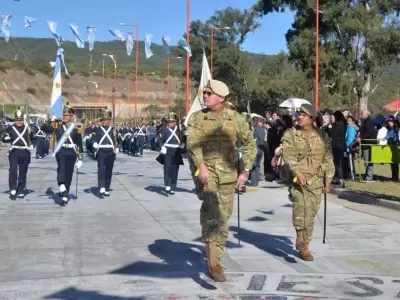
xmin=186 ymin=107 xmax=257 ymax=183
xmin=281 ymin=128 xmax=335 ymax=184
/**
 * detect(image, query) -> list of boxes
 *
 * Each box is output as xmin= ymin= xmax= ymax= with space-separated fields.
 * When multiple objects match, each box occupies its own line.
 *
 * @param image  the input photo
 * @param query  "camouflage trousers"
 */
xmin=288 ymin=179 xmax=323 ymax=243
xmin=194 ymin=172 xmax=236 ymax=258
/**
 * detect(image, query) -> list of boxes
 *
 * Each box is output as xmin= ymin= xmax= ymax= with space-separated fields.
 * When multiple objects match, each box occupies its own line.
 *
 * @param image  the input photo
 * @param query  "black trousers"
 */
xmin=333 ymin=150 xmax=344 ymax=180
xmin=56 ymin=152 xmax=76 ymax=193
xmin=136 ymin=136 xmax=145 ymax=155
xmin=97 ymin=150 xmax=115 ymax=190
xmin=9 ymin=149 xmax=31 ymax=193
xmin=163 ymin=154 xmax=180 ymax=191
xmin=44 ymin=138 xmax=49 ymax=155
xmin=36 ymin=137 xmax=45 ymax=157
xmin=391 ymin=163 xmax=399 ymax=180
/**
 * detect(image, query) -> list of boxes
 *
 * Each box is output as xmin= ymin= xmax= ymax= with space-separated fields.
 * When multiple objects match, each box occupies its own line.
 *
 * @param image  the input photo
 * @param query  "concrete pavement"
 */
xmin=0 ymin=148 xmax=399 ymax=299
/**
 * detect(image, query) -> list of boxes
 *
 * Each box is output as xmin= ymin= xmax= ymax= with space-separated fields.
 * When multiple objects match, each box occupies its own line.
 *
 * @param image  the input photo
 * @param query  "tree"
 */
xmin=174 ymin=6 xmax=260 ymax=111
xmin=255 ymin=0 xmax=400 ymax=111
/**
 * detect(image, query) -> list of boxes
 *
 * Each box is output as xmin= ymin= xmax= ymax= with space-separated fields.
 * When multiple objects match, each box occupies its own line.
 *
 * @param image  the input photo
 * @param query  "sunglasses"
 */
xmin=203 ymin=90 xmax=214 ymax=97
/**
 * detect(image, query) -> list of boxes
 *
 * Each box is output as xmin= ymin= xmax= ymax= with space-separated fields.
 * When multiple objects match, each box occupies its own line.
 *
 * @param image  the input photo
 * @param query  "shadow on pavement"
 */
xmin=109 ymin=239 xmax=217 ymax=290
xmin=144 ymin=185 xmax=195 ymax=196
xmin=43 ymin=287 xmax=143 ymax=300
xmin=84 ymin=186 xmax=103 ymax=199
xmin=257 ymin=209 xmax=275 ymax=215
xmin=246 ymin=216 xmax=269 ymax=222
xmin=230 ymin=226 xmax=298 ymax=264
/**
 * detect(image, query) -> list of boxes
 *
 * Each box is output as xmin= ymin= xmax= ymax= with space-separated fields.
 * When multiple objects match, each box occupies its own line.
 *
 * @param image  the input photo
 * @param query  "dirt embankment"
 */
xmin=0 ymin=69 xmax=188 ymax=114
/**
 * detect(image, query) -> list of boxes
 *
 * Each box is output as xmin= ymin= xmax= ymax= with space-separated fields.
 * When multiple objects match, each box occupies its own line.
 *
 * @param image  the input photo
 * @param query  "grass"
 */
xmin=344 ymin=163 xmax=400 ymax=201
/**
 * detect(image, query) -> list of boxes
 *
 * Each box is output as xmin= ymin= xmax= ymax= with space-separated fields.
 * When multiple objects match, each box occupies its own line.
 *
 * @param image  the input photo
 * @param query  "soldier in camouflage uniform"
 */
xmin=186 ymin=79 xmax=257 ymax=282
xmin=281 ymin=104 xmax=334 ymax=261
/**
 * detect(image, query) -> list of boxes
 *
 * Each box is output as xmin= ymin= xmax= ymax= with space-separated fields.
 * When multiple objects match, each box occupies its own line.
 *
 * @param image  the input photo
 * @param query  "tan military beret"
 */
xmin=300 ymin=104 xmax=318 ymax=118
xmin=207 ymin=79 xmax=230 ymax=97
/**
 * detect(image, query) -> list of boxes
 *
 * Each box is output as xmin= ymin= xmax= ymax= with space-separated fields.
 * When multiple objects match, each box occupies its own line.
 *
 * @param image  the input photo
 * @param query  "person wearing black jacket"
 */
xmin=250 ymin=116 xmax=265 ymax=186
xmin=328 ymin=111 xmax=346 ymax=187
xmin=358 ymin=110 xmax=377 ymax=182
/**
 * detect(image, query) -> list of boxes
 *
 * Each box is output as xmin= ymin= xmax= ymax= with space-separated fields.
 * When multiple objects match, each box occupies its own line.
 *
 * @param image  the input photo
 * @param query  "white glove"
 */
xmin=28 ymin=145 xmax=33 ymax=150
xmin=51 ymin=115 xmax=57 ymax=121
xmin=93 ymin=142 xmax=99 ymax=149
xmin=76 ymin=160 xmax=83 ymax=169
xmin=3 ymin=136 xmax=10 ymax=141
xmin=180 ymin=143 xmax=186 ymax=149
xmin=114 ymin=148 xmax=119 ymax=154
xmin=160 ymin=146 xmax=167 ymax=155
xmin=238 ymin=152 xmax=242 ymax=159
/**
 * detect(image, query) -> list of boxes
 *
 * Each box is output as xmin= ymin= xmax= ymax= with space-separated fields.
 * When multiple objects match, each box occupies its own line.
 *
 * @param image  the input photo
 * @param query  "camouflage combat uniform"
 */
xmin=187 ymin=107 xmax=257 ymax=259
xmin=281 ymin=128 xmax=334 ymax=260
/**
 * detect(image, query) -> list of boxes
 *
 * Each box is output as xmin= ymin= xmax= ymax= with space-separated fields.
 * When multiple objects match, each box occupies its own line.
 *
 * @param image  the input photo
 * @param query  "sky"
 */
xmin=1 ymin=0 xmax=295 ymax=55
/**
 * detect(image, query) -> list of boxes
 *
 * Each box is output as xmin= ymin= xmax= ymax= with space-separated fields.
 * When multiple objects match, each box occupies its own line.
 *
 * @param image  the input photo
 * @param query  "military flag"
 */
xmin=109 ymin=29 xmax=125 ymax=42
xmin=87 ymin=26 xmax=96 ymax=51
xmin=69 ymin=24 xmax=85 ymax=49
xmin=144 ymin=34 xmax=153 ymax=59
xmin=47 ymin=20 xmax=62 ymax=46
xmin=0 ymin=13 xmax=12 ymax=43
xmin=178 ymin=38 xmax=192 ymax=57
xmin=126 ymin=32 xmax=134 ymax=56
xmin=24 ymin=16 xmax=36 ymax=29
xmin=184 ymin=51 xmax=210 ymax=126
xmin=162 ymin=36 xmax=171 ymax=54
xmin=50 ymin=48 xmax=69 ymax=120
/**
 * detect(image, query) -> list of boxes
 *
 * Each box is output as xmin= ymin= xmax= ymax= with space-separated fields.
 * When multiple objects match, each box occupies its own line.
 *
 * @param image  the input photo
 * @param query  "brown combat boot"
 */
xmin=295 ymin=229 xmax=306 ymax=251
xmin=205 ymin=239 xmax=226 ymax=282
xmin=299 ymin=232 xmax=314 ymax=261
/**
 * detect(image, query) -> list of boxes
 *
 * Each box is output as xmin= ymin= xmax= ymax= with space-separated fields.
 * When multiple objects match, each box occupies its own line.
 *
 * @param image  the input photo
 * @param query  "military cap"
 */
xmin=63 ymin=101 xmax=75 ymax=115
xmin=166 ymin=112 xmax=178 ymax=122
xmin=299 ymin=104 xmax=318 ymax=118
xmin=100 ymin=106 xmax=112 ymax=121
xmin=14 ymin=108 xmax=24 ymax=121
xmin=205 ymin=79 xmax=230 ymax=97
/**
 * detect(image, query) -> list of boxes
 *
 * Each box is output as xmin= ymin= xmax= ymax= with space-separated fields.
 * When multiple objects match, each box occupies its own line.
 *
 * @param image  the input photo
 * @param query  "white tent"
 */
xmin=184 ymin=51 xmax=211 ymax=127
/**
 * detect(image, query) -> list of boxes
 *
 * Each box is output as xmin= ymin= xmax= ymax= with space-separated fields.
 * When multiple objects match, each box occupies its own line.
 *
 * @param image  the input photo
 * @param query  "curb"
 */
xmin=329 ymin=188 xmax=400 ymax=212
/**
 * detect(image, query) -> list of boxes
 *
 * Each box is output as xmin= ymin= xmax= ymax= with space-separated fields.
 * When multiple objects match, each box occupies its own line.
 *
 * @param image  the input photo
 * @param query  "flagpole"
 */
xmin=113 ymin=54 xmax=117 ymax=129
xmin=135 ymin=25 xmax=139 ymax=122
xmin=211 ymin=26 xmax=214 ymax=77
xmin=186 ymin=0 xmax=190 ymax=115
xmin=168 ymin=57 xmax=171 ymax=114
xmin=315 ymin=0 xmax=319 ymax=110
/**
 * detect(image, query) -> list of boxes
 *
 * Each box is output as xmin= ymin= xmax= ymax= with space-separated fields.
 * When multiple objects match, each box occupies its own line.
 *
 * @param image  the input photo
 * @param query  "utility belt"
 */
xmin=98 ymin=144 xmax=114 ymax=149
xmin=62 ymin=143 xmax=77 ymax=149
xmin=10 ymin=145 xmax=28 ymax=150
xmin=164 ymin=143 xmax=179 ymax=148
xmin=35 ymin=135 xmax=46 ymax=138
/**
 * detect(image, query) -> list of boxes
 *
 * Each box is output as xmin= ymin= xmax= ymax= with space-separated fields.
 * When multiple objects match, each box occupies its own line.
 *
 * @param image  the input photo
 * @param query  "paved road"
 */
xmin=0 ymin=149 xmax=399 ymax=300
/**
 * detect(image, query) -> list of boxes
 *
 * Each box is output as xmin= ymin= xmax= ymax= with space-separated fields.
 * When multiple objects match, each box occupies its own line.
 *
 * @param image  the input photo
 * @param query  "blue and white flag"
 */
xmin=87 ymin=26 xmax=96 ymax=51
xmin=0 ymin=13 xmax=12 ymax=43
xmin=162 ymin=36 xmax=171 ymax=54
xmin=47 ymin=20 xmax=62 ymax=47
xmin=144 ymin=34 xmax=153 ymax=59
xmin=125 ymin=32 xmax=134 ymax=56
xmin=109 ymin=29 xmax=125 ymax=42
xmin=51 ymin=48 xmax=69 ymax=120
xmin=179 ymin=38 xmax=192 ymax=57
xmin=24 ymin=16 xmax=36 ymax=29
xmin=69 ymin=24 xmax=85 ymax=49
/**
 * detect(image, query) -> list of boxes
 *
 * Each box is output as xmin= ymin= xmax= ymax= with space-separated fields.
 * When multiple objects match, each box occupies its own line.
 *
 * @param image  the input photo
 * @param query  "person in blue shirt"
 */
xmin=345 ymin=116 xmax=358 ymax=180
xmin=384 ymin=117 xmax=399 ymax=181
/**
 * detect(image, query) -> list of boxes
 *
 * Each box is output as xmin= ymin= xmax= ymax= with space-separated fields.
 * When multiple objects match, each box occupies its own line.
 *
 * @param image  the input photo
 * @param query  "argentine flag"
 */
xmin=50 ymin=48 xmax=67 ymax=119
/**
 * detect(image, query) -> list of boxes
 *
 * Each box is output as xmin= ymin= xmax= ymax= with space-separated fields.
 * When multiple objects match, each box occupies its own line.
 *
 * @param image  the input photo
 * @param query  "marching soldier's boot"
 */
xmin=299 ymin=231 xmax=314 ymax=261
xmin=205 ymin=239 xmax=226 ymax=282
xmin=59 ymin=184 xmax=68 ymax=205
xmin=10 ymin=190 xmax=16 ymax=201
xmin=295 ymin=229 xmax=306 ymax=251
xmin=100 ymin=187 xmax=109 ymax=197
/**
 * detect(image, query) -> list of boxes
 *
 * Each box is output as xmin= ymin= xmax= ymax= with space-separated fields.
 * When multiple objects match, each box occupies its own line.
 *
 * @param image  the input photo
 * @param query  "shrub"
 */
xmin=26 ymin=87 xmax=36 ymax=95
